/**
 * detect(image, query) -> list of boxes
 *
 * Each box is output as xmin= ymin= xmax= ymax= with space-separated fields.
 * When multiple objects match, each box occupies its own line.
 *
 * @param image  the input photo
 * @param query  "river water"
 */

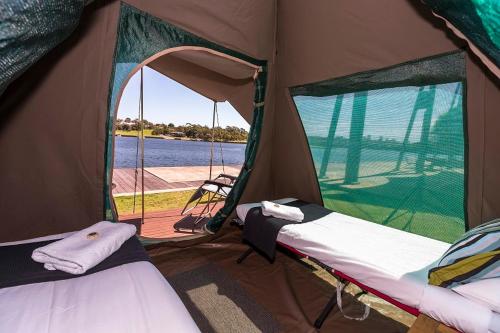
xmin=114 ymin=136 xmax=247 ymax=168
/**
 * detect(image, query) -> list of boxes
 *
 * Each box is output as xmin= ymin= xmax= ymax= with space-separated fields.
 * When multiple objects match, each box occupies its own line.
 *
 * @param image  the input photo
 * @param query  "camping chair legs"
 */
xmin=176 ymin=190 xmax=225 ymax=233
xmin=189 ymin=191 xmax=222 ymax=232
xmin=314 ymin=291 xmax=337 ymax=329
xmin=181 ymin=188 xmax=206 ymax=216
xmin=236 ymin=247 xmax=254 ymax=264
xmin=181 ymin=179 xmax=232 ymax=217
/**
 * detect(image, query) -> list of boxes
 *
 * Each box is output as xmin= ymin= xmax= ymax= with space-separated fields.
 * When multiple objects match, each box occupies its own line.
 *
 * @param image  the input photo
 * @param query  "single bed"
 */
xmin=236 ymin=199 xmax=500 ymax=333
xmin=0 ymin=232 xmax=200 ymax=333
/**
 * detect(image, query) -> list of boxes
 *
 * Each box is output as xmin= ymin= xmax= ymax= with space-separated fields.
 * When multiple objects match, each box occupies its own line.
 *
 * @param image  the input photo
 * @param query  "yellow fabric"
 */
xmin=429 ymin=249 xmax=500 ymax=286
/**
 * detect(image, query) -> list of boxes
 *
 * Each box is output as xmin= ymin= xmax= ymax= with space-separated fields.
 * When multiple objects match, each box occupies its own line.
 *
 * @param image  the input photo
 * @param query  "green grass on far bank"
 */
xmin=115 ymin=129 xmax=160 ymax=137
xmin=114 ymin=129 xmax=246 ymax=143
xmin=114 ymin=190 xmax=197 ymax=216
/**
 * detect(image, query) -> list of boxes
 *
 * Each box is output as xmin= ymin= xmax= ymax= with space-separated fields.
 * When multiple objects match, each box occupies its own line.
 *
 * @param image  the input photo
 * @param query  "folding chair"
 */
xmin=177 ymin=174 xmax=236 ymax=232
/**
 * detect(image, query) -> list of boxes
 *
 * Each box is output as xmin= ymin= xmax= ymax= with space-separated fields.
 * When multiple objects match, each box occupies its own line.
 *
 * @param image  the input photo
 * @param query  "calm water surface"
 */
xmin=114 ymin=136 xmax=246 ymax=168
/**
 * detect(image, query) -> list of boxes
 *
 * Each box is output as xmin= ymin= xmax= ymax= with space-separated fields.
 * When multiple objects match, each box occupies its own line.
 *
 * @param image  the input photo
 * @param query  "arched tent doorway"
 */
xmin=111 ymin=53 xmax=256 ymax=239
xmin=105 ymin=4 xmax=267 ymax=235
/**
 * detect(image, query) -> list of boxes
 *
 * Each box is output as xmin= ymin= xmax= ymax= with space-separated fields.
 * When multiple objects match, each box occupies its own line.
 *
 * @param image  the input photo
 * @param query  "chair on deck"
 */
xmin=178 ymin=173 xmax=236 ymax=231
xmin=176 ymin=101 xmax=239 ymax=232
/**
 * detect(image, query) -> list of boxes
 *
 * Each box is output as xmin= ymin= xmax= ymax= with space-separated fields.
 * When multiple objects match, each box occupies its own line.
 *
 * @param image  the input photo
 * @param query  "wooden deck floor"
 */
xmin=119 ymin=202 xmax=224 ymax=238
xmin=112 ymin=168 xmax=203 ymax=195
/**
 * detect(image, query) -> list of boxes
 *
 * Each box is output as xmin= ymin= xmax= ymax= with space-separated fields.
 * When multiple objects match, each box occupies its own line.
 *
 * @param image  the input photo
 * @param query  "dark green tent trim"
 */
xmin=290 ymin=51 xmax=466 ymax=97
xmin=422 ymin=0 xmax=500 ymax=68
xmin=0 ymin=0 xmax=86 ymax=96
xmin=104 ymin=3 xmax=268 ymax=233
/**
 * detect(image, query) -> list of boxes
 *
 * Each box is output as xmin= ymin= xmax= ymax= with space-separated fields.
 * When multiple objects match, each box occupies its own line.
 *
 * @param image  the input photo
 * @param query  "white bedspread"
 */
xmin=236 ymin=201 xmax=500 ymax=333
xmin=0 ymin=238 xmax=200 ymax=333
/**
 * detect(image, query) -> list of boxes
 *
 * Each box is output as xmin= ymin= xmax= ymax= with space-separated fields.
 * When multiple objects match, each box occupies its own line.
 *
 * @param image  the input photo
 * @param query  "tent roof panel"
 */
xmin=147 ymin=51 xmax=255 ymax=121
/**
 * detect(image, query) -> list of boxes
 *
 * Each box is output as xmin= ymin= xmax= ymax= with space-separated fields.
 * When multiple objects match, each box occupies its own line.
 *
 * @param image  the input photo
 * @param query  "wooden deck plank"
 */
xmin=119 ymin=202 xmax=224 ymax=239
xmin=146 ymin=165 xmax=241 ymax=183
xmin=112 ymin=168 xmax=228 ymax=195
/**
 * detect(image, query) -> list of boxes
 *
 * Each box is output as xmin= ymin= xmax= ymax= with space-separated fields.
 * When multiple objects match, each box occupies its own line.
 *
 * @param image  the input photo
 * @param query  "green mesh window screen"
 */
xmin=291 ymin=52 xmax=467 ymax=243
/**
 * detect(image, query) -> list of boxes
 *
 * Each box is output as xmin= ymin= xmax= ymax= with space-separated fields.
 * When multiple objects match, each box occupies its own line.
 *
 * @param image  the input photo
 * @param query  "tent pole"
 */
xmin=209 ymin=101 xmax=216 ymax=180
xmin=344 ymin=91 xmax=367 ymax=185
xmin=215 ymin=103 xmax=225 ymax=174
xmin=140 ymin=68 xmax=145 ymax=225
xmin=132 ymin=95 xmax=141 ymax=214
xmin=319 ymin=94 xmax=343 ymax=178
xmin=415 ymin=86 xmax=435 ymax=174
xmin=395 ymin=87 xmax=423 ymax=172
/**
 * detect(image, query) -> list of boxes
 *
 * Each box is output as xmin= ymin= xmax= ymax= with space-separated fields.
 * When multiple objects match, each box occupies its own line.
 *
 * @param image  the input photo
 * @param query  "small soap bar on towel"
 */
xmin=261 ymin=201 xmax=304 ymax=222
xmin=32 ymin=221 xmax=136 ymax=274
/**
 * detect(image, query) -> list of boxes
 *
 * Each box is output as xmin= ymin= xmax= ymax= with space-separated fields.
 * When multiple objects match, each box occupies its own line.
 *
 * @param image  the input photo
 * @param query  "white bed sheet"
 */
xmin=0 ymin=238 xmax=200 ymax=333
xmin=236 ymin=201 xmax=500 ymax=333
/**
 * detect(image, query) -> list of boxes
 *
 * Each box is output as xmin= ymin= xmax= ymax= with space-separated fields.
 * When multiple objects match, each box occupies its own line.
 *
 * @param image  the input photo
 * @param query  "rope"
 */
xmin=336 ymin=281 xmax=370 ymax=321
xmin=214 ymin=103 xmax=225 ymax=174
xmin=209 ymin=101 xmax=216 ymax=180
xmin=132 ymin=70 xmax=143 ymax=214
xmin=450 ymin=83 xmax=462 ymax=110
xmin=139 ymin=68 xmax=145 ymax=225
xmin=132 ymin=126 xmax=140 ymax=213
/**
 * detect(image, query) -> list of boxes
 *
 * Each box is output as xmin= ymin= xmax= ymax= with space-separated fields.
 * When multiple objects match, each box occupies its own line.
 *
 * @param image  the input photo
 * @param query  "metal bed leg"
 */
xmin=236 ymin=248 xmax=254 ymax=264
xmin=314 ymin=291 xmax=337 ymax=329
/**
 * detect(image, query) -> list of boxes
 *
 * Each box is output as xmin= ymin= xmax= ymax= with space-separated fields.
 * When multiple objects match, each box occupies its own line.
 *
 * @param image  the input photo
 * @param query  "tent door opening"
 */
xmin=111 ymin=47 xmax=259 ymax=240
xmin=177 ymin=101 xmax=238 ymax=232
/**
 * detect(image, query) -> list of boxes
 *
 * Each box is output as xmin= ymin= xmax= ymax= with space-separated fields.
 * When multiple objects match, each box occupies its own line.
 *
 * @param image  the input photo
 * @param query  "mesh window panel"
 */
xmin=293 ymin=81 xmax=466 ymax=243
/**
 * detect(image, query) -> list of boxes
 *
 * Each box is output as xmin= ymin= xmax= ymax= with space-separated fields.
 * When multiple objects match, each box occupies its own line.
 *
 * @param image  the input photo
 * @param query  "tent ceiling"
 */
xmin=170 ymin=50 xmax=258 ymax=80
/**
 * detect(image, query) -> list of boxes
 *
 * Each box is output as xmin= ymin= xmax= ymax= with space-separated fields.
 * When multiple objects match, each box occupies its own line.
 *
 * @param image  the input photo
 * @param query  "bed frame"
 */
xmin=236 ymin=242 xmax=420 ymax=329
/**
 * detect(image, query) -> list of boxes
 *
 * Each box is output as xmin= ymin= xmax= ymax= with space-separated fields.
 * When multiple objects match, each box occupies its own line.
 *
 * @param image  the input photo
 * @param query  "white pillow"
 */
xmin=453 ymin=278 xmax=500 ymax=313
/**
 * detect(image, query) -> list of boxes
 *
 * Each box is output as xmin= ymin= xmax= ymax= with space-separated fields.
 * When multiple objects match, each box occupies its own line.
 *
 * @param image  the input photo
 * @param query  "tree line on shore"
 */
xmin=116 ymin=118 xmax=248 ymax=142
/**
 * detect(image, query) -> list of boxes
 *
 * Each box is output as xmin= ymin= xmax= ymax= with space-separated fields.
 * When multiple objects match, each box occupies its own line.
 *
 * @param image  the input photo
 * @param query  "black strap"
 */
xmin=0 ymin=236 xmax=150 ymax=289
xmin=243 ymin=201 xmax=332 ymax=261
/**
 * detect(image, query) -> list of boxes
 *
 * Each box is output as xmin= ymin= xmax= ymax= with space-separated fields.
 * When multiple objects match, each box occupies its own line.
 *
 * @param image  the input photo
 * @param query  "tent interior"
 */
xmin=0 ymin=1 xmax=499 ymax=333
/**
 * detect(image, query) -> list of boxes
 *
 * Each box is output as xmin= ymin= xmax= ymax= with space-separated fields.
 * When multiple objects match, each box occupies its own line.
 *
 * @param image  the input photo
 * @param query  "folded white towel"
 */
xmin=32 ymin=221 xmax=136 ymax=275
xmin=261 ymin=201 xmax=304 ymax=222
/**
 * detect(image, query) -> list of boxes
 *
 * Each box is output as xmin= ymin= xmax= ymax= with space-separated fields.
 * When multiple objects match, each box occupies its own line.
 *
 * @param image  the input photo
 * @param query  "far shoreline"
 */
xmin=115 ymin=133 xmax=246 ymax=144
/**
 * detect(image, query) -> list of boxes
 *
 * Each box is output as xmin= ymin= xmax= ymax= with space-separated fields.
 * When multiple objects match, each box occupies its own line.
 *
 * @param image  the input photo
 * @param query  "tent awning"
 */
xmin=146 ymin=49 xmax=260 ymax=122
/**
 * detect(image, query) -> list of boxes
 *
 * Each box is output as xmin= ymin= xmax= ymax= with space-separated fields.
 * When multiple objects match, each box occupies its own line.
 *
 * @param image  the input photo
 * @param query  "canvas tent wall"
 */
xmin=103 ymin=4 xmax=269 ymax=232
xmin=272 ymin=0 xmax=500 ymax=233
xmin=0 ymin=0 xmax=498 ymax=242
xmin=0 ymin=0 xmax=277 ymax=242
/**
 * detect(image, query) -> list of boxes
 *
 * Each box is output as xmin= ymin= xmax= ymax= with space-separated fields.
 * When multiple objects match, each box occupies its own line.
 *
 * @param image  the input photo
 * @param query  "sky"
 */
xmin=117 ymin=67 xmax=250 ymax=130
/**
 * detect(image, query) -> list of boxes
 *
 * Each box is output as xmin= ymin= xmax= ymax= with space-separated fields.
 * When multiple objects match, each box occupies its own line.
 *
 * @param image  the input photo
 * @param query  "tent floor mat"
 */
xmin=169 ymin=262 xmax=280 ymax=333
xmin=148 ymin=229 xmax=414 ymax=333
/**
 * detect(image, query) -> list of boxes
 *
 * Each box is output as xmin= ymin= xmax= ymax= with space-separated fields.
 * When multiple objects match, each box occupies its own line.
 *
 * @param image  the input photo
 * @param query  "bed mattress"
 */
xmin=237 ymin=201 xmax=500 ymax=333
xmin=0 ymin=234 xmax=200 ymax=333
